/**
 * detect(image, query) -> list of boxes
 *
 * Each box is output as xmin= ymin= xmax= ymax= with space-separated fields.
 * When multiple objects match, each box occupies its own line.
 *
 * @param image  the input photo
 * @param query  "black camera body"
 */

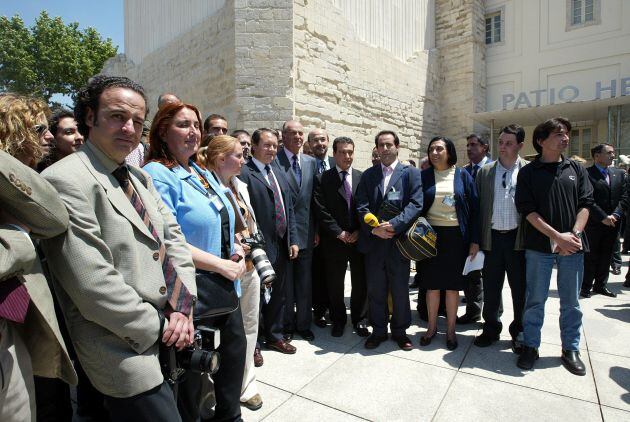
xmin=241 ymin=232 xmax=276 ymax=284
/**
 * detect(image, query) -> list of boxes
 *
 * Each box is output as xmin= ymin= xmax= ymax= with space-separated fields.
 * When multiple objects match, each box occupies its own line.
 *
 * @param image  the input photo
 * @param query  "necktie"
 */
xmin=112 ymin=165 xmax=194 ymax=315
xmin=341 ymin=171 xmax=352 ymax=211
xmin=292 ymin=155 xmax=302 ymax=186
xmin=0 ymin=276 xmax=30 ymax=323
xmin=318 ymin=159 xmax=326 ymax=174
xmin=265 ymin=165 xmax=287 ymax=237
xmin=602 ymin=168 xmax=610 ymax=185
xmin=471 ymin=165 xmax=479 ymax=180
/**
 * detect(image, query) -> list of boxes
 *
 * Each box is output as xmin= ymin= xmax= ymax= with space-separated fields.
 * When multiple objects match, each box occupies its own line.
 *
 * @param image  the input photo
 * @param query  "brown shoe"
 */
xmin=266 ymin=339 xmax=297 ymax=354
xmin=253 ymin=347 xmax=264 ymax=367
xmin=241 ymin=393 xmax=263 ymax=411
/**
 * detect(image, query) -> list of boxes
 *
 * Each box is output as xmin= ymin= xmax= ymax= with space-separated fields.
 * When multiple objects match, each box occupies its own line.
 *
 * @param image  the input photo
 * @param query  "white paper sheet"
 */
xmin=462 ymin=251 xmax=485 ymax=275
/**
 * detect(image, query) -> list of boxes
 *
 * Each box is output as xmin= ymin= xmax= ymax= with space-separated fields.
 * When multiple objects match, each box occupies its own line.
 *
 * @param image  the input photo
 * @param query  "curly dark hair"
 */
xmin=48 ymin=108 xmax=75 ymax=137
xmin=74 ymin=75 xmax=148 ymax=138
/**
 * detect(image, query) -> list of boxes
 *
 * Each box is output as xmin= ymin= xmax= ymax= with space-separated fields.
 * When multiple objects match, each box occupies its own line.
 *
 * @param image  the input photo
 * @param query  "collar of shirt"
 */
xmin=251 ymin=156 xmax=270 ymax=174
xmin=594 ymin=163 xmax=608 ymax=174
xmin=336 ymin=165 xmax=353 ymax=182
xmin=381 ymin=159 xmax=399 ymax=174
xmin=87 ymin=140 xmax=121 ymax=174
xmin=496 ymin=157 xmax=521 ymax=173
xmin=471 ymin=156 xmax=489 ymax=169
xmin=284 ymin=148 xmax=299 ymax=164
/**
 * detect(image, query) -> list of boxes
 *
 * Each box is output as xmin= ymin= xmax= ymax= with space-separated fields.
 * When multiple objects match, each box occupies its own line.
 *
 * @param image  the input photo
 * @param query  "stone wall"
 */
xmin=434 ymin=0 xmax=486 ymax=158
xmin=293 ymin=0 xmax=439 ymax=168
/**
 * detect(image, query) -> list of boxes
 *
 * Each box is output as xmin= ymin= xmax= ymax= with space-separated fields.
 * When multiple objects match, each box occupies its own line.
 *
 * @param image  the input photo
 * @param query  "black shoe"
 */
xmin=624 ymin=279 xmax=630 ymax=288
xmin=561 ymin=350 xmax=586 ymax=376
xmin=364 ymin=334 xmax=388 ymax=349
xmin=331 ymin=325 xmax=344 ymax=337
xmin=511 ymin=337 xmax=524 ymax=355
xmin=392 ymin=335 xmax=413 ymax=351
xmin=283 ymin=332 xmax=294 ymax=342
xmin=419 ymin=330 xmax=437 ymax=346
xmin=579 ymin=290 xmax=592 ymax=299
xmin=473 ymin=332 xmax=500 ymax=347
xmin=593 ymin=287 xmax=617 ymax=298
xmin=353 ymin=322 xmax=370 ymax=337
xmin=612 ymin=267 xmax=622 ymax=275
xmin=516 ymin=346 xmax=539 ymax=370
xmin=446 ymin=337 xmax=458 ymax=351
xmin=456 ymin=313 xmax=481 ymax=324
xmin=297 ymin=329 xmax=315 ymax=341
xmin=314 ymin=315 xmax=327 ymax=328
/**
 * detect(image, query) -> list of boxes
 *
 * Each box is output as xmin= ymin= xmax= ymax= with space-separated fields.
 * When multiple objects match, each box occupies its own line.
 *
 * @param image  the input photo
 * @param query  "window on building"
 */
xmin=569 ymin=127 xmax=594 ymax=159
xmin=567 ymin=0 xmax=600 ymax=29
xmin=485 ymin=12 xmax=502 ymax=45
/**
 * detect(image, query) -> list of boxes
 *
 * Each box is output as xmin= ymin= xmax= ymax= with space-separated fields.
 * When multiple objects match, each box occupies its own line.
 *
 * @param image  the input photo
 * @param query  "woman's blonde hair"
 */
xmin=0 ymin=93 xmax=50 ymax=166
xmin=204 ymin=135 xmax=239 ymax=170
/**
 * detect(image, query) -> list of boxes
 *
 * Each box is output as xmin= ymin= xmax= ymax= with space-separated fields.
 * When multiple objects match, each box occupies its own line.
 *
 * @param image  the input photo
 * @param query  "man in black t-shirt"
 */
xmin=514 ymin=117 xmax=594 ymax=376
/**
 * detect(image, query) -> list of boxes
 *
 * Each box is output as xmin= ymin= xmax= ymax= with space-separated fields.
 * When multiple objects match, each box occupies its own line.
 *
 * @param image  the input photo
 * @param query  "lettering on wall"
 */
xmin=501 ymin=77 xmax=630 ymax=110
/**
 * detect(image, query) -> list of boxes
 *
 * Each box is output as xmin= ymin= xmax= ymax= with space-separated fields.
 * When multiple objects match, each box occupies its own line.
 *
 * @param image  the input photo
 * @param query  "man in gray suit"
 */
xmin=277 ymin=120 xmax=318 ymax=341
xmin=41 ymin=76 xmax=197 ymax=421
xmin=0 ymin=150 xmax=78 ymax=422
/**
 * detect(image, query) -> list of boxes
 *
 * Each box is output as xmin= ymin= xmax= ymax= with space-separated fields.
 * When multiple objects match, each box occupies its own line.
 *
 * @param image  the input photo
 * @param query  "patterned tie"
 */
xmin=265 ymin=165 xmax=288 ymax=237
xmin=318 ymin=159 xmax=326 ymax=174
xmin=292 ymin=155 xmax=302 ymax=186
xmin=0 ymin=276 xmax=30 ymax=323
xmin=341 ymin=171 xmax=352 ymax=212
xmin=112 ymin=165 xmax=194 ymax=315
xmin=471 ymin=164 xmax=479 ymax=180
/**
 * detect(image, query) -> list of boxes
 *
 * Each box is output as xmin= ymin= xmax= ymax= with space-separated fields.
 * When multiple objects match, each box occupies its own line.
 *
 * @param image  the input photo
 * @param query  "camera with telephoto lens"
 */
xmin=160 ymin=324 xmax=221 ymax=385
xmin=241 ymin=232 xmax=276 ymax=284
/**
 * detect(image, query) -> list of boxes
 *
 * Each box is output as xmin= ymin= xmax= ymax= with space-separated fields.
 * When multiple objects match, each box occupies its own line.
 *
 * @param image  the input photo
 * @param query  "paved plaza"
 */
xmin=242 ymin=268 xmax=630 ymax=421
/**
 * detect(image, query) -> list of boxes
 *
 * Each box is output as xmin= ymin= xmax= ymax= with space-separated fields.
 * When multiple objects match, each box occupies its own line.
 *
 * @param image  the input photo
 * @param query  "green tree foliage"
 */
xmin=0 ymin=11 xmax=117 ymax=101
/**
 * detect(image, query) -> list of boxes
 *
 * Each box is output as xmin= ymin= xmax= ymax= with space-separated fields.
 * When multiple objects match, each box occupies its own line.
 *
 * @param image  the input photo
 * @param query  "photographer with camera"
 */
xmin=144 ymin=104 xmax=246 ymax=421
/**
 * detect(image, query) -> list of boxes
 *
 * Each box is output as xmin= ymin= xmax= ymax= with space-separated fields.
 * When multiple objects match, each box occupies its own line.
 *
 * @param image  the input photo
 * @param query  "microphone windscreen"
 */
xmin=364 ymin=213 xmax=380 ymax=228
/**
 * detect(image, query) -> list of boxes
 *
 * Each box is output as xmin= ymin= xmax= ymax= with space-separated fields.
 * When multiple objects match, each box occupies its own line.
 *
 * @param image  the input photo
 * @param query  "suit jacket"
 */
xmin=421 ymin=167 xmax=480 ymax=245
xmin=41 ymin=142 xmax=196 ymax=398
xmin=586 ymin=165 xmax=630 ymax=226
xmin=476 ymin=158 xmax=529 ymax=250
xmin=238 ymin=159 xmax=297 ymax=265
xmin=0 ymin=150 xmax=77 ymax=385
xmin=275 ymin=149 xmax=317 ymax=250
xmin=313 ymin=167 xmax=362 ymax=240
xmin=464 ymin=157 xmax=494 ymax=178
xmin=356 ymin=162 xmax=423 ymax=255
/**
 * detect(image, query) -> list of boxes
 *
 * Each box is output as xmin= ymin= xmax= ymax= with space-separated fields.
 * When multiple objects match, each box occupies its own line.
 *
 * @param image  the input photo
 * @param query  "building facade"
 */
xmin=102 ymin=0 xmax=630 ymax=166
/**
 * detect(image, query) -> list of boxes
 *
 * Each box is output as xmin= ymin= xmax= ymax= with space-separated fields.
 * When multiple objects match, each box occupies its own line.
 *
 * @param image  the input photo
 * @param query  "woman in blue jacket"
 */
xmin=417 ymin=136 xmax=480 ymax=350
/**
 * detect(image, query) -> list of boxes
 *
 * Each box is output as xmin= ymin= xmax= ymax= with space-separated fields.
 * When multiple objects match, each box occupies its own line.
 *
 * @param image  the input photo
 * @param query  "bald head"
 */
xmin=157 ymin=93 xmax=180 ymax=109
xmin=307 ymin=128 xmax=329 ymax=159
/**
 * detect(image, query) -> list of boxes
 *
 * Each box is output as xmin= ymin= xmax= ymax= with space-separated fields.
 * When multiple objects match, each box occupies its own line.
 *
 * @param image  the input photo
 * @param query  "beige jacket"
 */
xmin=0 ymin=150 xmax=77 ymax=385
xmin=41 ymin=142 xmax=196 ymax=398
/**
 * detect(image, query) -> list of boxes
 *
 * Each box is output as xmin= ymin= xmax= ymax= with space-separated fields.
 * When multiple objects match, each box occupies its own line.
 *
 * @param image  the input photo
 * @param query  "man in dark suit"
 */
xmin=313 ymin=137 xmax=369 ymax=337
xmin=459 ymin=134 xmax=493 ymax=324
xmin=308 ymin=128 xmax=336 ymax=327
xmin=276 ymin=120 xmax=317 ymax=341
xmin=581 ymin=143 xmax=629 ymax=298
xmin=239 ymin=128 xmax=299 ymax=354
xmin=356 ymin=130 xmax=423 ymax=351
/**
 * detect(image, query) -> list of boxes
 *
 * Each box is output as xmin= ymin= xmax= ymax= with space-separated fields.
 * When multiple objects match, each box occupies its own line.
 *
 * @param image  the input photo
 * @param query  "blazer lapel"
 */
xmin=276 ymin=149 xmax=299 ymax=192
xmin=351 ymin=169 xmax=360 ymax=196
xmin=385 ymin=163 xmax=404 ymax=193
xmin=247 ymin=161 xmax=273 ymax=192
xmin=77 ymin=148 xmax=155 ymax=242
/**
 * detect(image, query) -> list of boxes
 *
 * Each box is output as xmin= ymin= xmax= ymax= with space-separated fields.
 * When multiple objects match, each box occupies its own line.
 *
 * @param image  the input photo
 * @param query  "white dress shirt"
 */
xmin=381 ymin=159 xmax=399 ymax=192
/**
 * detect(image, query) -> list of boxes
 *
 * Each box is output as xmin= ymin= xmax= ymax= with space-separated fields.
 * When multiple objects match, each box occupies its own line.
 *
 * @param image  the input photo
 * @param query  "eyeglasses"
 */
xmin=33 ymin=124 xmax=50 ymax=136
xmin=502 ymin=171 xmax=511 ymax=189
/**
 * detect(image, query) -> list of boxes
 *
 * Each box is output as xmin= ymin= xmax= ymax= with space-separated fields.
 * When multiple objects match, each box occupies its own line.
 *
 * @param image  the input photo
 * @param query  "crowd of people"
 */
xmin=0 ymin=74 xmax=627 ymax=421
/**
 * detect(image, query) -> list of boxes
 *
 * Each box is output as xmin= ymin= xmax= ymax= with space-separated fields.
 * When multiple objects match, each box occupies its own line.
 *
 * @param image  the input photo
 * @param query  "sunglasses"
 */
xmin=502 ymin=171 xmax=509 ymax=189
xmin=33 ymin=124 xmax=50 ymax=136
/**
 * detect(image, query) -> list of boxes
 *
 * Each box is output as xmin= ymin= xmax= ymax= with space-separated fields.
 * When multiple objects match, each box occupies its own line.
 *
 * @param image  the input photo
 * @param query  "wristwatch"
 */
xmin=572 ymin=229 xmax=581 ymax=237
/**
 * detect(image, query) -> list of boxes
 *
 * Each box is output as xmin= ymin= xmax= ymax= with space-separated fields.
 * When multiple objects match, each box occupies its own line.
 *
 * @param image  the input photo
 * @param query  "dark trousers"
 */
xmin=311 ymin=243 xmax=329 ymax=319
xmin=462 ymin=270 xmax=483 ymax=316
xmin=103 ymin=381 xmax=181 ymax=422
xmin=610 ymin=235 xmax=622 ymax=269
xmin=364 ymin=243 xmax=411 ymax=337
xmin=177 ymin=306 xmax=246 ymax=422
xmin=324 ymin=239 xmax=367 ymax=327
xmin=583 ymin=224 xmax=618 ymax=292
xmin=283 ymin=248 xmax=313 ymax=332
xmin=481 ymin=230 xmax=526 ymax=338
xmin=33 ymin=376 xmax=73 ymax=421
xmin=260 ymin=245 xmax=289 ymax=343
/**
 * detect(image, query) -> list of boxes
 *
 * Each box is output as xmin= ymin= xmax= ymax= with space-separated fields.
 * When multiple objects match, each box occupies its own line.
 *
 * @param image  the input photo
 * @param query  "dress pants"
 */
xmin=462 ymin=271 xmax=483 ymax=317
xmin=260 ymin=243 xmax=289 ymax=343
xmin=0 ymin=319 xmax=34 ymax=422
xmin=481 ymin=230 xmax=526 ymax=338
xmin=364 ymin=242 xmax=411 ymax=337
xmin=324 ymin=239 xmax=367 ymax=327
xmin=583 ymin=224 xmax=618 ymax=292
xmin=311 ymin=243 xmax=329 ymax=320
xmin=239 ymin=268 xmax=260 ymax=402
xmin=283 ymin=248 xmax=313 ymax=333
xmin=103 ymin=381 xmax=181 ymax=422
xmin=177 ymin=306 xmax=246 ymax=422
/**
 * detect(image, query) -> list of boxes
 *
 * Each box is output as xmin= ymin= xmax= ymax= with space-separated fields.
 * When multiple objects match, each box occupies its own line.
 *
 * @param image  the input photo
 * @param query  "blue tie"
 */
xmin=292 ymin=155 xmax=302 ymax=186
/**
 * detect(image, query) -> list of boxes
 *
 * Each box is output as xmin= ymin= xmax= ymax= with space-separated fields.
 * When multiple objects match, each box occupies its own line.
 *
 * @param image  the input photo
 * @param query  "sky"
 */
xmin=0 ymin=0 xmax=125 ymax=52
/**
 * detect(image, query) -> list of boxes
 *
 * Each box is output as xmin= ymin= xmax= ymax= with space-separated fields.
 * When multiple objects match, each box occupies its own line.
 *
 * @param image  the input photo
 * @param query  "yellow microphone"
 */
xmin=364 ymin=213 xmax=380 ymax=228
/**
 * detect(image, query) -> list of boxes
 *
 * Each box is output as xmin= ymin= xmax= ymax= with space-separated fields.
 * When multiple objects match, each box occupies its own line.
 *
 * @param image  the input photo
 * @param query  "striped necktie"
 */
xmin=292 ymin=155 xmax=302 ymax=186
xmin=265 ymin=165 xmax=288 ymax=237
xmin=0 ymin=276 xmax=30 ymax=323
xmin=112 ymin=165 xmax=195 ymax=315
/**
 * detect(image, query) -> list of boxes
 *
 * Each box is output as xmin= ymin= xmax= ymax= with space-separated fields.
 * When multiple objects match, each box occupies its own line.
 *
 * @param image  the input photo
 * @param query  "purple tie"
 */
xmin=341 ymin=171 xmax=352 ymax=211
xmin=0 ymin=277 xmax=30 ymax=323
xmin=265 ymin=165 xmax=288 ymax=237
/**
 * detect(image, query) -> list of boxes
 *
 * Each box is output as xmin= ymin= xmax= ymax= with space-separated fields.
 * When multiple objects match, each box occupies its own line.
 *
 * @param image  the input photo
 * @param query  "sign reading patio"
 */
xmin=502 ymin=77 xmax=630 ymax=110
